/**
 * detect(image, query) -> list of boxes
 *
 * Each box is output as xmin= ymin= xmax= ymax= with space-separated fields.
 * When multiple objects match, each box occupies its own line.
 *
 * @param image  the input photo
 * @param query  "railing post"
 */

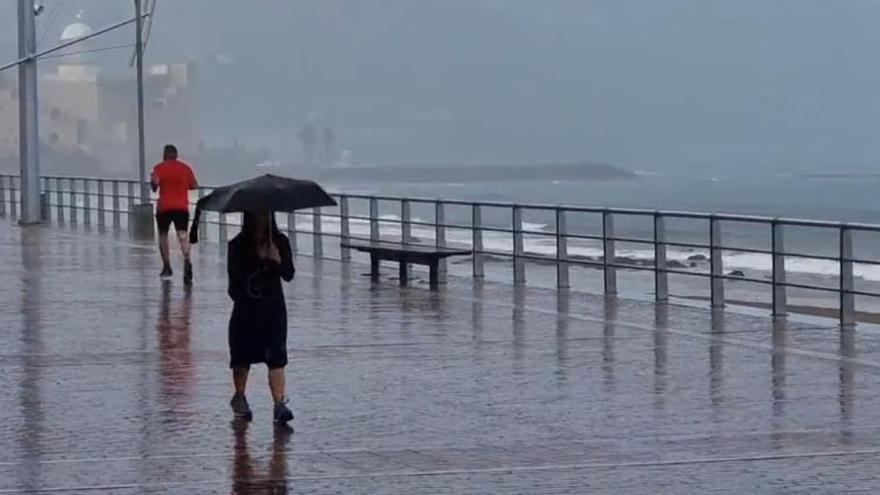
xmin=772 ymin=221 xmax=787 ymax=318
xmin=472 ymin=204 xmax=484 ymax=279
xmin=654 ymin=213 xmax=668 ymax=301
xmin=127 ymin=181 xmax=136 ymax=232
xmin=70 ymin=178 xmax=78 ymax=225
xmin=219 ymin=212 xmax=228 ymax=245
xmin=710 ymin=217 xmax=725 ymax=308
xmin=401 ymin=199 xmax=412 ymax=276
xmin=83 ymin=179 xmax=92 ymax=226
xmin=512 ymin=205 xmax=525 ymax=284
xmin=556 ymin=208 xmax=569 ymax=288
xmin=435 ymin=201 xmax=447 ymax=283
xmin=339 ymin=196 xmax=351 ymax=261
xmin=40 ymin=177 xmax=49 ymax=221
xmin=8 ymin=175 xmax=14 ymax=218
xmin=312 ymin=208 xmax=323 ymax=256
xmin=287 ymin=212 xmax=298 ymax=253
xmin=97 ymin=180 xmax=106 ymax=228
xmin=111 ymin=181 xmax=120 ymax=228
xmin=128 ymin=181 xmax=136 ymax=210
xmin=369 ymin=198 xmax=379 ymax=241
xmin=5 ymin=175 xmax=12 ymax=217
xmin=840 ymin=226 xmax=855 ymax=327
xmin=603 ymin=211 xmax=617 ymax=294
xmin=197 ymin=187 xmax=207 ymax=241
xmin=10 ymin=176 xmax=18 ymax=219
xmin=56 ymin=177 xmax=64 ymax=223
xmin=401 ymin=199 xmax=413 ymax=244
xmin=0 ymin=176 xmax=7 ymax=218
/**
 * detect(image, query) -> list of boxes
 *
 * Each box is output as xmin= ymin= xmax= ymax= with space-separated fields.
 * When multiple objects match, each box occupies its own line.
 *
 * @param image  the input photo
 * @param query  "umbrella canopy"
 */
xmin=196 ymin=174 xmax=336 ymax=213
xmin=189 ymin=174 xmax=336 ymax=244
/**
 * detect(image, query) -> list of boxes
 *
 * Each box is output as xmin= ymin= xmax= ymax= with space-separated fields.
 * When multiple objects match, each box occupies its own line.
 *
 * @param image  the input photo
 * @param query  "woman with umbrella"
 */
xmin=190 ymin=175 xmax=336 ymax=424
xmin=227 ymin=211 xmax=295 ymax=423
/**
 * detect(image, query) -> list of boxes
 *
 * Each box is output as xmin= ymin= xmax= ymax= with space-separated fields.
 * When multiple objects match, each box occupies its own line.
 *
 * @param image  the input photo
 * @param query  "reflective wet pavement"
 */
xmin=1 ymin=221 xmax=879 ymax=494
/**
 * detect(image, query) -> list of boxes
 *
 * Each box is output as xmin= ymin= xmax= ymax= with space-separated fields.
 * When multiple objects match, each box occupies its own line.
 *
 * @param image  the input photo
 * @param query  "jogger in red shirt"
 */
xmin=151 ymin=144 xmax=198 ymax=284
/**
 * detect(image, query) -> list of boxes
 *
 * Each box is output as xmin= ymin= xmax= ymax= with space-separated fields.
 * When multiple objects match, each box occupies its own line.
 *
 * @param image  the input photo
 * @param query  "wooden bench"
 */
xmin=341 ymin=240 xmax=472 ymax=288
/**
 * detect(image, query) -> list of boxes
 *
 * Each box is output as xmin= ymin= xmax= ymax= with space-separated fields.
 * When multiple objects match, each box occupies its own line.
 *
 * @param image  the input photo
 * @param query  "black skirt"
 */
xmin=228 ymin=295 xmax=288 ymax=369
xmin=226 ymin=232 xmax=295 ymax=369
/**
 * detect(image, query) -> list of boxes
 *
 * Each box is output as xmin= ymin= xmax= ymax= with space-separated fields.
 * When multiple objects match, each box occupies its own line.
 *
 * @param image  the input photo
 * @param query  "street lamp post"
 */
xmin=135 ymin=0 xmax=147 ymax=202
xmin=17 ymin=0 xmax=41 ymax=225
xmin=129 ymin=0 xmax=154 ymax=239
xmin=6 ymin=4 xmax=151 ymax=227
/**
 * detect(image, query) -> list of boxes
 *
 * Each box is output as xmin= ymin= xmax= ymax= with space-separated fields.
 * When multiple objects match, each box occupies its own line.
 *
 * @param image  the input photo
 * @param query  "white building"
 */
xmin=0 ymin=17 xmax=198 ymax=175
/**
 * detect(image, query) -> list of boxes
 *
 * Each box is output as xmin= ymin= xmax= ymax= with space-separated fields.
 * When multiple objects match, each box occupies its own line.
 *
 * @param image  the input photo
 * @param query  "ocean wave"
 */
xmin=272 ymin=216 xmax=880 ymax=282
xmin=521 ymin=221 xmax=550 ymax=232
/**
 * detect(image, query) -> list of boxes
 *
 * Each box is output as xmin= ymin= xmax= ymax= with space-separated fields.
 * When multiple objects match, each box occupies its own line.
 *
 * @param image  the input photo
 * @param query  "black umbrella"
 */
xmin=189 ymin=174 xmax=336 ymax=244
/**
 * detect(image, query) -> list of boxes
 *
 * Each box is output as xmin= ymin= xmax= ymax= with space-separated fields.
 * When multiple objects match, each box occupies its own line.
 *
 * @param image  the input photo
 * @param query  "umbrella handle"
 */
xmin=268 ymin=213 xmax=273 ymax=247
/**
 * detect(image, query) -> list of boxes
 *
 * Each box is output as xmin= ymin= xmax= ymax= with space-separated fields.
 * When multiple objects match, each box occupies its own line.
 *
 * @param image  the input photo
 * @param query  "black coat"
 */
xmin=227 ymin=232 xmax=294 ymax=368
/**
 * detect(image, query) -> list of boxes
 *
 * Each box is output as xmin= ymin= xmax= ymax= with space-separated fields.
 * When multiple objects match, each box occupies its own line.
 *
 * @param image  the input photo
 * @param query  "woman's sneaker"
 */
xmin=183 ymin=260 xmax=193 ymax=285
xmin=273 ymin=398 xmax=294 ymax=424
xmin=160 ymin=264 xmax=173 ymax=278
xmin=230 ymin=393 xmax=253 ymax=421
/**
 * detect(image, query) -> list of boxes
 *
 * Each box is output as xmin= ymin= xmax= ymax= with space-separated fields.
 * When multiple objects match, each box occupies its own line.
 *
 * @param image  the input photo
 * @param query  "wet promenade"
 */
xmin=1 ymin=220 xmax=880 ymax=494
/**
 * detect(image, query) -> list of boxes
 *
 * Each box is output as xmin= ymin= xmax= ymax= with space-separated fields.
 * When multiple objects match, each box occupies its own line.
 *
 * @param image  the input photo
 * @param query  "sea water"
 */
xmin=202 ymin=171 xmax=880 ymax=316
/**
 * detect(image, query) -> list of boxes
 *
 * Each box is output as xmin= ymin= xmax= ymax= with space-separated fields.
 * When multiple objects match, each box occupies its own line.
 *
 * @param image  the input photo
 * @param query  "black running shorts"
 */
xmin=155 ymin=210 xmax=189 ymax=234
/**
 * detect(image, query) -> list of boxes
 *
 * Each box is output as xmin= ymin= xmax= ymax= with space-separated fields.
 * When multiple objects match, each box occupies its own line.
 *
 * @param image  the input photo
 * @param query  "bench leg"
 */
xmin=370 ymin=254 xmax=380 ymax=281
xmin=429 ymin=261 xmax=439 ymax=289
xmin=399 ymin=261 xmax=408 ymax=286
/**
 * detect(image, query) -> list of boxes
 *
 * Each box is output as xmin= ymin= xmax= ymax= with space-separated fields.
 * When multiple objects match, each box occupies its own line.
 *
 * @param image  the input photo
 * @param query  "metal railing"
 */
xmin=2 ymin=172 xmax=879 ymax=326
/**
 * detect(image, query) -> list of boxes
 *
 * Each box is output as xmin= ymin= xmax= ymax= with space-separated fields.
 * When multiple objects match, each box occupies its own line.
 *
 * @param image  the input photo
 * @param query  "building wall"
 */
xmin=0 ymin=62 xmax=199 ymax=173
xmin=144 ymin=63 xmax=198 ymax=156
xmin=43 ymin=72 xmax=100 ymax=121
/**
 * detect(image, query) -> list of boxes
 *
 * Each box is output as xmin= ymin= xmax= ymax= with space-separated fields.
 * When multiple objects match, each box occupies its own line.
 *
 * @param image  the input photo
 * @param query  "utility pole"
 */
xmin=129 ymin=0 xmax=154 ymax=238
xmin=134 ymin=0 xmax=147 ymax=202
xmin=17 ymin=0 xmax=41 ymax=224
xmin=4 ymin=4 xmax=149 ymax=225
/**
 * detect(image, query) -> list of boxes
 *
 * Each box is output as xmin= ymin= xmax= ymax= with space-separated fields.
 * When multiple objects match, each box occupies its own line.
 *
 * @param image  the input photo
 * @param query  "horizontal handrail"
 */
xmin=2 ymin=172 xmax=879 ymax=325
xmin=9 ymin=173 xmax=880 ymax=231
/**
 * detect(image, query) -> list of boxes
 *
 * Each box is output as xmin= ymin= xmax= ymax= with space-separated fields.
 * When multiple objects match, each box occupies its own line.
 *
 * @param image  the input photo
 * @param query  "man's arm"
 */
xmin=188 ymin=166 xmax=198 ymax=190
xmin=150 ymin=170 xmax=159 ymax=193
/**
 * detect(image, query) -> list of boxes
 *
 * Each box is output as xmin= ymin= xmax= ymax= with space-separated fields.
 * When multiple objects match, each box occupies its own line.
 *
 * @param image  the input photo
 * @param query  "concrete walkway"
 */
xmin=1 ymin=221 xmax=879 ymax=493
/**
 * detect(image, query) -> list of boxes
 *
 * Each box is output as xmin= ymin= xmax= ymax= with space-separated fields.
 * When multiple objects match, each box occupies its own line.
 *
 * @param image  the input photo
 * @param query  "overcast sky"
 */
xmin=1 ymin=0 xmax=879 ymax=172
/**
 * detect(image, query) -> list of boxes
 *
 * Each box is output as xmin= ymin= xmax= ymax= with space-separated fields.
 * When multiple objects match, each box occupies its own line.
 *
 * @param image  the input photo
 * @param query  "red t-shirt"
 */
xmin=152 ymin=159 xmax=196 ymax=212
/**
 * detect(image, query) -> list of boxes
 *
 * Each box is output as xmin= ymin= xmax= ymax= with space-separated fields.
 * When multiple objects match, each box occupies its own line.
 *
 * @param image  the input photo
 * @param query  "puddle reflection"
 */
xmin=839 ymin=328 xmax=856 ymax=443
xmin=18 ymin=227 xmax=45 ymax=491
xmin=231 ymin=421 xmax=292 ymax=494
xmin=653 ymin=304 xmax=669 ymax=412
xmin=157 ymin=283 xmax=194 ymax=414
xmin=709 ymin=310 xmax=725 ymax=411
xmin=602 ymin=296 xmax=617 ymax=393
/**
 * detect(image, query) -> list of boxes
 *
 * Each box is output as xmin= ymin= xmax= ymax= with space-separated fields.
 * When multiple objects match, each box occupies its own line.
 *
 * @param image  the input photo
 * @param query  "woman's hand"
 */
xmin=266 ymin=242 xmax=281 ymax=264
xmin=258 ymin=241 xmax=281 ymax=263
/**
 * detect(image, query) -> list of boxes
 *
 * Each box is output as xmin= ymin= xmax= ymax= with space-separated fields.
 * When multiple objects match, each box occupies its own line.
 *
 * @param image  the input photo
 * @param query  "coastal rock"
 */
xmin=687 ymin=254 xmax=709 ymax=262
xmin=728 ymin=270 xmax=746 ymax=277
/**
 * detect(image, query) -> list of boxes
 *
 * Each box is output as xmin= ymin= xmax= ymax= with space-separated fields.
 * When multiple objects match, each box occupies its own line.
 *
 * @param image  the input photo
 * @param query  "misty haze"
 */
xmin=2 ymin=1 xmax=879 ymax=183
xmin=5 ymin=2 xmax=880 ymax=493
xmin=3 ymin=1 xmax=880 ymax=291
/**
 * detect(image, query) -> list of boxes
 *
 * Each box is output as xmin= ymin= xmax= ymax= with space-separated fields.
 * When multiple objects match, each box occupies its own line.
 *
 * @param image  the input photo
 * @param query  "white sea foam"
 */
xmin=264 ymin=213 xmax=880 ymax=282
